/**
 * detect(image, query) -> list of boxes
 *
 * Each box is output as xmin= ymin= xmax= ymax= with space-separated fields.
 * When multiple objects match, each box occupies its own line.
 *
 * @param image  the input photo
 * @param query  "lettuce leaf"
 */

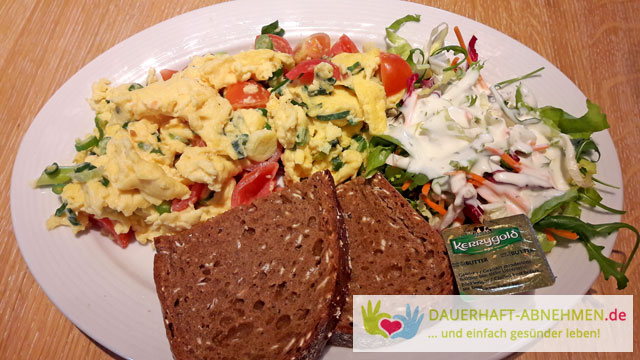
xmin=539 ymin=100 xmax=609 ymax=138
xmin=535 ymin=215 xmax=639 ymax=290
xmin=385 ymin=14 xmax=421 ymax=60
xmin=530 ymin=187 xmax=580 ymax=224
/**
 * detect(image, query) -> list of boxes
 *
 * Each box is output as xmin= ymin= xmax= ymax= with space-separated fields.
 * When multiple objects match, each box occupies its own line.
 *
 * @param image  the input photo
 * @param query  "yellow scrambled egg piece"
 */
xmin=183 ymin=49 xmax=295 ymax=90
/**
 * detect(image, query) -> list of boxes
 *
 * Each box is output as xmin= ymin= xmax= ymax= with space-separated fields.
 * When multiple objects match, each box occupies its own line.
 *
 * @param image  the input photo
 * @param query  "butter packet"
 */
xmin=440 ymin=214 xmax=555 ymax=295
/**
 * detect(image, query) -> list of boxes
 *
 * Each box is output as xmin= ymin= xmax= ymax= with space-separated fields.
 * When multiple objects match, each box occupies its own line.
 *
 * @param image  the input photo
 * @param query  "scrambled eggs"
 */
xmin=42 ymin=45 xmax=402 ymax=244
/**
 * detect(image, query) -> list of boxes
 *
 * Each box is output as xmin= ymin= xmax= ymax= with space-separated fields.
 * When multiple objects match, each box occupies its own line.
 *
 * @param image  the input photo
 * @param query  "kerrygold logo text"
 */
xmin=450 ymin=228 xmax=522 ymax=255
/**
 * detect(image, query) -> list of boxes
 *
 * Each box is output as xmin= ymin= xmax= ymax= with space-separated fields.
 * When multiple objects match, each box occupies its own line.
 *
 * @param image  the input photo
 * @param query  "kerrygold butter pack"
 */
xmin=440 ymin=214 xmax=555 ymax=295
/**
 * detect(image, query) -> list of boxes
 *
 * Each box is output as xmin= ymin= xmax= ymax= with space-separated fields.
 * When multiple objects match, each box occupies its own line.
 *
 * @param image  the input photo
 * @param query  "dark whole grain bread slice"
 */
xmin=154 ymin=170 xmax=349 ymax=360
xmin=330 ymin=173 xmax=454 ymax=347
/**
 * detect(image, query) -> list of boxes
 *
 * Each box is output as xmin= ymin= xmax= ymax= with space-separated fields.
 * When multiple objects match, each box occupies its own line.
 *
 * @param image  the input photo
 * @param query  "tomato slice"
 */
xmin=191 ymin=135 xmax=207 ymax=147
xmin=160 ymin=69 xmax=178 ymax=81
xmin=285 ymin=59 xmax=342 ymax=85
xmin=90 ymin=216 xmax=133 ymax=249
xmin=171 ymin=183 xmax=207 ymax=212
xmin=329 ymin=34 xmax=359 ymax=57
xmin=379 ymin=52 xmax=413 ymax=96
xmin=224 ymin=81 xmax=271 ymax=110
xmin=231 ymin=162 xmax=279 ymax=207
xmin=255 ymin=34 xmax=292 ymax=54
xmin=293 ymin=33 xmax=331 ymax=64
xmin=244 ymin=144 xmax=282 ymax=172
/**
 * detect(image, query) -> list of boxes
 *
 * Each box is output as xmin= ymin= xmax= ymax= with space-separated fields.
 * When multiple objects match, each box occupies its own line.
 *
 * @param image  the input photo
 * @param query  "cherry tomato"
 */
xmin=293 ymin=33 xmax=330 ymax=64
xmin=224 ymin=81 xmax=271 ymax=110
xmin=90 ymin=216 xmax=133 ymax=249
xmin=171 ymin=183 xmax=207 ymax=212
xmin=379 ymin=52 xmax=413 ymax=96
xmin=255 ymin=34 xmax=293 ymax=54
xmin=285 ymin=59 xmax=342 ymax=85
xmin=244 ymin=144 xmax=282 ymax=172
xmin=329 ymin=34 xmax=359 ymax=57
xmin=160 ymin=69 xmax=178 ymax=81
xmin=231 ymin=162 xmax=279 ymax=207
xmin=191 ymin=135 xmax=207 ymax=147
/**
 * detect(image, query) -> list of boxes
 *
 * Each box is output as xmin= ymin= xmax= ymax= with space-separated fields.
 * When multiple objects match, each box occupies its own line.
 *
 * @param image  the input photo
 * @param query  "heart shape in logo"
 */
xmin=379 ymin=318 xmax=403 ymax=336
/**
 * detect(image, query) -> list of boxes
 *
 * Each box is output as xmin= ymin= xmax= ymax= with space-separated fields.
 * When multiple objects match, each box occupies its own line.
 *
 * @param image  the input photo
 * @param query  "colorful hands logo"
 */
xmin=361 ymin=300 xmax=424 ymax=339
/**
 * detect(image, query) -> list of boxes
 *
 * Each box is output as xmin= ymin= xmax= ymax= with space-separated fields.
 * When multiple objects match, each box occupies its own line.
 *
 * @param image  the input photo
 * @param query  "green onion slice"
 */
xmin=316 ymin=111 xmax=350 ymax=121
xmin=94 ymin=116 xmax=106 ymax=140
xmin=255 ymin=34 xmax=274 ymax=50
xmin=71 ymin=167 xmax=104 ymax=183
xmin=66 ymin=208 xmax=80 ymax=226
xmin=44 ymin=162 xmax=59 ymax=175
xmin=128 ymin=83 xmax=143 ymax=91
xmin=331 ymin=156 xmax=345 ymax=171
xmin=257 ymin=108 xmax=268 ymax=117
xmin=55 ymin=202 xmax=68 ymax=217
xmin=155 ymin=201 xmax=171 ymax=215
xmin=98 ymin=136 xmax=111 ymax=155
xmin=74 ymin=135 xmax=99 ymax=152
xmin=270 ymin=78 xmax=290 ymax=94
xmin=52 ymin=184 xmax=65 ymax=194
xmin=353 ymin=135 xmax=368 ymax=152
xmin=74 ymin=162 xmax=96 ymax=173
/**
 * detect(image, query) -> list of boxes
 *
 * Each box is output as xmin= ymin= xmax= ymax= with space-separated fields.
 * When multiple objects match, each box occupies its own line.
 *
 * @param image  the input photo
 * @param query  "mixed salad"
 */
xmin=364 ymin=15 xmax=638 ymax=289
xmin=33 ymin=16 xmax=637 ymax=290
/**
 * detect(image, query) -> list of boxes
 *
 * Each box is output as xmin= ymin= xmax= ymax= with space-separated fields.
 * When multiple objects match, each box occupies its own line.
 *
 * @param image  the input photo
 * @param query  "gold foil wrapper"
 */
xmin=441 ymin=214 xmax=555 ymax=295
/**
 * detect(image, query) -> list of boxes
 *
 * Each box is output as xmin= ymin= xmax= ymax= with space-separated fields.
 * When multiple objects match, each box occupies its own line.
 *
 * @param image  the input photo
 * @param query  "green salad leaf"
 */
xmin=261 ymin=20 xmax=285 ymax=37
xmin=535 ymin=215 xmax=639 ymax=290
xmin=539 ymin=100 xmax=609 ymax=138
xmin=530 ymin=187 xmax=580 ymax=224
xmin=364 ymin=136 xmax=401 ymax=178
xmin=573 ymin=138 xmax=601 ymax=162
xmin=385 ymin=14 xmax=421 ymax=60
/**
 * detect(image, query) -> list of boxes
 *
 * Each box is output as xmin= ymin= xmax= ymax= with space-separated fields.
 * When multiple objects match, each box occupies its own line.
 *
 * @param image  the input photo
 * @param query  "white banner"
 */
xmin=353 ymin=295 xmax=632 ymax=352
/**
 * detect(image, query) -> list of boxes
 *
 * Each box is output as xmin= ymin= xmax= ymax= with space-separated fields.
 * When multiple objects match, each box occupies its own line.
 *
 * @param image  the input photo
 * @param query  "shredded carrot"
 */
xmin=533 ymin=144 xmax=550 ymax=152
xmin=500 ymin=153 xmax=521 ymax=172
xmin=548 ymin=228 xmax=580 ymax=240
xmin=468 ymin=179 xmax=484 ymax=188
xmin=485 ymin=146 xmax=521 ymax=172
xmin=421 ymin=182 xmax=431 ymax=196
xmin=545 ymin=230 xmax=556 ymax=243
xmin=453 ymin=25 xmax=487 ymax=88
xmin=445 ymin=170 xmax=485 ymax=184
xmin=467 ymin=172 xmax=486 ymax=184
xmin=401 ymin=180 xmax=412 ymax=191
xmin=422 ymin=195 xmax=447 ymax=216
xmin=450 ymin=57 xmax=460 ymax=71
xmin=454 ymin=26 xmax=471 ymax=66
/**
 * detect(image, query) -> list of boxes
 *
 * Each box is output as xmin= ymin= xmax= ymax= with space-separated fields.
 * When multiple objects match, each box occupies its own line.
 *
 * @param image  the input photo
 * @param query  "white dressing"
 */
xmin=384 ymin=64 xmax=579 ymax=223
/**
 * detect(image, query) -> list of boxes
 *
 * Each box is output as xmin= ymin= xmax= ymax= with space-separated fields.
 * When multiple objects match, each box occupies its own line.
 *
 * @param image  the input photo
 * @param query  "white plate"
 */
xmin=10 ymin=0 xmax=623 ymax=359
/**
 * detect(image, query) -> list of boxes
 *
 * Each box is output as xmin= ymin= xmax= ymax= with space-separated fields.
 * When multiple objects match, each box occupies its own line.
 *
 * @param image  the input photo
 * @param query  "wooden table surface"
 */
xmin=1 ymin=0 xmax=638 ymax=358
